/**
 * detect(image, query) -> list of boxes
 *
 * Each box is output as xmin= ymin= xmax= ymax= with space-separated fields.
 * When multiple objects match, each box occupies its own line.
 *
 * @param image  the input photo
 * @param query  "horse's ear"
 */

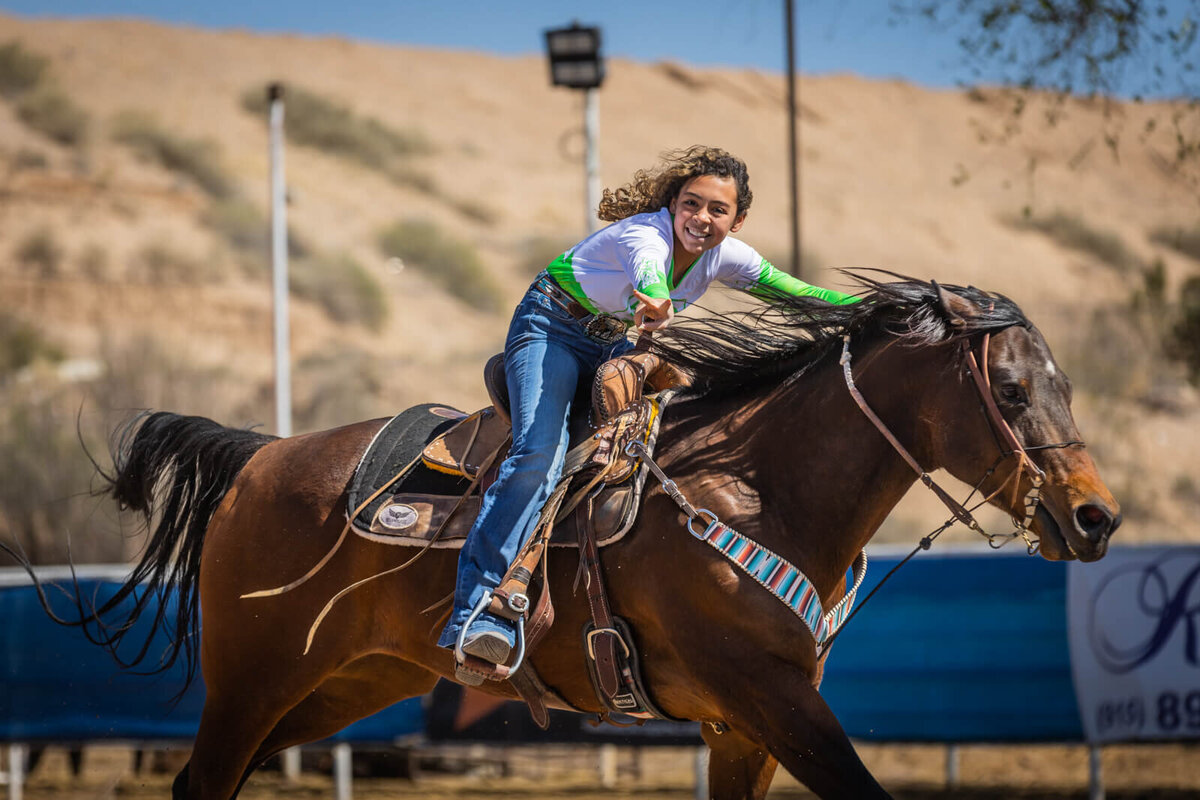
xmin=932 ymin=280 xmax=979 ymax=328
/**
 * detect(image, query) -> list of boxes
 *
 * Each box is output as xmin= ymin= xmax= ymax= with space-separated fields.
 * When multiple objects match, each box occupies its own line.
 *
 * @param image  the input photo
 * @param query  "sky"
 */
xmin=0 ymin=0 xmax=1192 ymax=97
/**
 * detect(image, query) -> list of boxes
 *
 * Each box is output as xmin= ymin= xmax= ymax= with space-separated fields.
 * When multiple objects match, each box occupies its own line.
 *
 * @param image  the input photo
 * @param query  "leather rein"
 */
xmin=810 ymin=327 xmax=1088 ymax=653
xmin=625 ymin=325 xmax=1086 ymax=656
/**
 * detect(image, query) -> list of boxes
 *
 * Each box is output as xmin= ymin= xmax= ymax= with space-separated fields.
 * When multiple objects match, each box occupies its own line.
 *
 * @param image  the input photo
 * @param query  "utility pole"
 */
xmin=785 ymin=0 xmax=802 ymax=279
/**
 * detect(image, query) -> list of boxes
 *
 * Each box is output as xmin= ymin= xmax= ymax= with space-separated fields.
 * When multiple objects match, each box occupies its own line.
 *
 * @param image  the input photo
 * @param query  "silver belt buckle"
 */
xmin=585 ymin=314 xmax=626 ymax=344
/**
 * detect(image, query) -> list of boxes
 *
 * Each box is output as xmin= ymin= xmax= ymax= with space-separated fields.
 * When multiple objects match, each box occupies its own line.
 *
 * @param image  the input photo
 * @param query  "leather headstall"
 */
xmin=840 ymin=329 xmax=1059 ymax=544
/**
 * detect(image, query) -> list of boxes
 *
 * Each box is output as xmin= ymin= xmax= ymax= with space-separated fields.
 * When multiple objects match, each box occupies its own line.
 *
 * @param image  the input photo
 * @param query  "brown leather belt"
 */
xmin=534 ymin=273 xmax=592 ymax=319
xmin=534 ymin=273 xmax=627 ymax=344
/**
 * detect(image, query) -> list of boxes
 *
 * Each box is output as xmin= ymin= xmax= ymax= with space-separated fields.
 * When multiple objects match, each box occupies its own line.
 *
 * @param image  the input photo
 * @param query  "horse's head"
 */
xmin=648 ymin=275 xmax=1121 ymax=562
xmin=932 ymin=286 xmax=1120 ymax=562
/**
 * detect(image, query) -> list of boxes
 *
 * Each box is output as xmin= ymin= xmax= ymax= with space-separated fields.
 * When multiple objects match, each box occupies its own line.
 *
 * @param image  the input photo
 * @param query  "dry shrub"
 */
xmin=1150 ymin=225 xmax=1200 ymax=263
xmin=241 ymin=85 xmax=432 ymax=169
xmin=0 ymin=40 xmax=47 ymax=98
xmin=378 ymin=218 xmax=502 ymax=312
xmin=112 ymin=111 xmax=234 ymax=199
xmin=14 ymin=226 xmax=64 ymax=277
xmin=293 ymin=344 xmax=391 ymax=433
xmin=16 ymin=86 xmax=89 ymax=146
xmin=449 ymin=196 xmax=499 ymax=226
xmin=0 ymin=312 xmax=63 ymax=375
xmin=201 ymin=198 xmax=310 ymax=262
xmin=0 ymin=334 xmax=264 ymax=565
xmin=290 ymin=252 xmax=388 ymax=331
xmin=0 ymin=396 xmax=110 ymax=564
xmin=518 ymin=234 xmax=572 ymax=275
xmin=386 ymin=162 xmax=439 ymax=195
xmin=1005 ymin=210 xmax=1147 ymax=274
xmin=128 ymin=241 xmax=216 ymax=285
xmin=1168 ymin=276 xmax=1200 ymax=385
xmin=12 ymin=147 xmax=49 ymax=170
xmin=77 ymin=243 xmax=110 ymax=281
xmin=1060 ymin=263 xmax=1193 ymax=407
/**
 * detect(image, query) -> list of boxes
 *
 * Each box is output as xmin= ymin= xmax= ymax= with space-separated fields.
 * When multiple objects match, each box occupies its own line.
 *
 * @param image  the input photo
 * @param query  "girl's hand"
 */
xmin=632 ymin=289 xmax=674 ymax=331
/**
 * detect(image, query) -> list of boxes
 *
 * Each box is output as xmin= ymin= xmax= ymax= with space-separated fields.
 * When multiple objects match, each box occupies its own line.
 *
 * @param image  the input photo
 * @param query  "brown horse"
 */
xmin=31 ymin=278 xmax=1120 ymax=799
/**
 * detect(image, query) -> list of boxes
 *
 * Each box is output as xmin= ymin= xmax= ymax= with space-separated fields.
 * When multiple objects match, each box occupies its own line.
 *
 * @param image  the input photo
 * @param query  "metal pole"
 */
xmin=598 ymin=743 xmax=618 ymax=788
xmin=784 ymin=0 xmax=802 ymax=279
xmin=692 ymin=746 xmax=709 ymax=800
xmin=1088 ymin=745 xmax=1105 ymax=800
xmin=282 ymin=747 xmax=301 ymax=782
xmin=268 ymin=82 xmax=292 ymax=439
xmin=7 ymin=743 xmax=25 ymax=800
xmin=945 ymin=744 xmax=960 ymax=788
xmin=584 ymin=87 xmax=601 ymax=233
xmin=333 ymin=743 xmax=353 ymax=800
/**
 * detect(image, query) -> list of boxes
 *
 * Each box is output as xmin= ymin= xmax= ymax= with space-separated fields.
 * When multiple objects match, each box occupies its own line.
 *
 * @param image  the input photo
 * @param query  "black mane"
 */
xmin=651 ymin=272 xmax=1031 ymax=401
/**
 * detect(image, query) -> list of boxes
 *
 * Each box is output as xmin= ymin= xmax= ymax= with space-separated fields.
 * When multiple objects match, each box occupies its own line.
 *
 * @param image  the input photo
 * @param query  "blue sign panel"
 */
xmin=820 ymin=548 xmax=1081 ymax=742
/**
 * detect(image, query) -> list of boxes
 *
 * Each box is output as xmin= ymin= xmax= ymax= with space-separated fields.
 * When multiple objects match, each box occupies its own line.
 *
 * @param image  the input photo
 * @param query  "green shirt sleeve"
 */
xmin=750 ymin=259 xmax=859 ymax=305
xmin=631 ymin=255 xmax=671 ymax=301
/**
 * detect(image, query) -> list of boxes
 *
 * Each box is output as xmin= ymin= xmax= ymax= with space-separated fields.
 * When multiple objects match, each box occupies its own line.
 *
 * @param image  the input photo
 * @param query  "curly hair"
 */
xmin=597 ymin=145 xmax=753 ymax=222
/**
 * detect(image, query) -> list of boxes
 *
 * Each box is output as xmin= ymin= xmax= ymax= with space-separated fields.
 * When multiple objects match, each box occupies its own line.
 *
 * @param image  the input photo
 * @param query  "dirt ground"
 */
xmin=13 ymin=741 xmax=1200 ymax=799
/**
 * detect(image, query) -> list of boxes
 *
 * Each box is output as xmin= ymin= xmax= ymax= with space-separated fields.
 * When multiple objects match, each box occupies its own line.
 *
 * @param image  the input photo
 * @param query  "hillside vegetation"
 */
xmin=0 ymin=14 xmax=1197 ymax=563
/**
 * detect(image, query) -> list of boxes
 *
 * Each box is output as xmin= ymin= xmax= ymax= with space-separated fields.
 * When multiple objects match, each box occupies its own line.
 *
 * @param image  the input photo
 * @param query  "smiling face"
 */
xmin=668 ymin=175 xmax=746 ymax=270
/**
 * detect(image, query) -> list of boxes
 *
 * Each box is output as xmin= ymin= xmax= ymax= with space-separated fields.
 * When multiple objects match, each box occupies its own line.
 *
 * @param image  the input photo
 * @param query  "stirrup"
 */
xmin=454 ymin=588 xmax=526 ymax=675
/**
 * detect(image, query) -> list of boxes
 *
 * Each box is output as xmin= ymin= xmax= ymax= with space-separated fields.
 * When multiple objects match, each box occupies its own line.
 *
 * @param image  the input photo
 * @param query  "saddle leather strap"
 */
xmin=578 ymin=493 xmax=623 ymax=699
xmin=461 ymin=479 xmax=572 ymax=685
xmin=522 ymin=535 xmax=556 ymax=651
xmin=489 ymin=536 xmax=544 ymax=622
xmin=576 ymin=493 xmax=678 ymax=721
xmin=508 ymin=664 xmax=557 ymax=729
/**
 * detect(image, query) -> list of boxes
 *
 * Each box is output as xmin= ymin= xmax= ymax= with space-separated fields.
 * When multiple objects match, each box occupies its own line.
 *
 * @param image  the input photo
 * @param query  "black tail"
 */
xmin=2 ymin=411 xmax=275 ymax=695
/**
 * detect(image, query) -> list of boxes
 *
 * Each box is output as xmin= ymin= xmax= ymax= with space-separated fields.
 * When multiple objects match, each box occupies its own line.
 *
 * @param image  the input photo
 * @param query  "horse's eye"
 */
xmin=998 ymin=384 xmax=1027 ymax=405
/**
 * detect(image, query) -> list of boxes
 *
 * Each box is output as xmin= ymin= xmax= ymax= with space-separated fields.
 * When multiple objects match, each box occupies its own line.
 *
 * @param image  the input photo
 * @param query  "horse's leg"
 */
xmin=724 ymin=678 xmax=891 ymax=800
xmin=246 ymin=656 xmax=439 ymax=771
xmin=702 ymin=724 xmax=778 ymax=800
xmin=178 ymin=673 xmax=315 ymax=800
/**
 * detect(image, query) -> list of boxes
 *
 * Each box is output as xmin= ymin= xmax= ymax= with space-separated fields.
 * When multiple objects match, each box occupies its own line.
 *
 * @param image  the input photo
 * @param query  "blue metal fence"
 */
xmin=819 ymin=547 xmax=1080 ymax=742
xmin=0 ymin=549 xmax=1081 ymax=745
xmin=0 ymin=567 xmax=423 ymax=744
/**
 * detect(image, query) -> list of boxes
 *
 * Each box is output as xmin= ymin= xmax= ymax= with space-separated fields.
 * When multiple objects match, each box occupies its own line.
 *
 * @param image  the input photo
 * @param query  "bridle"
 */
xmin=625 ymin=321 xmax=1087 ymax=655
xmin=840 ymin=328 xmax=1084 ymax=552
xmin=808 ymin=326 xmax=1088 ymax=653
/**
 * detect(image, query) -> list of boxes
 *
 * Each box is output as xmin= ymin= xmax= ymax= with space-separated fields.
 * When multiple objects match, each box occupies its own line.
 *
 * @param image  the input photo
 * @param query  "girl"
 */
xmin=440 ymin=145 xmax=858 ymax=684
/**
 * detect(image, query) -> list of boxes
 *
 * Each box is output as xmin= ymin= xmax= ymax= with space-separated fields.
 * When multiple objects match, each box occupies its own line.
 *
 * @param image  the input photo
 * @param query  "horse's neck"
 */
xmin=674 ymin=342 xmax=942 ymax=598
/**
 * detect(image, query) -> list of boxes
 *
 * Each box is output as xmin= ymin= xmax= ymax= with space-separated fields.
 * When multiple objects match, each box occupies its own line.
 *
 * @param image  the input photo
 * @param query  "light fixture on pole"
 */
xmin=544 ymin=22 xmax=604 ymax=233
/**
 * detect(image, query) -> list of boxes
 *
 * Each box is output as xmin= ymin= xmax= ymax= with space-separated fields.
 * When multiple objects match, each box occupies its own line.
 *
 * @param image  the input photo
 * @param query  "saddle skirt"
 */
xmin=345 ymin=392 xmax=675 ymax=550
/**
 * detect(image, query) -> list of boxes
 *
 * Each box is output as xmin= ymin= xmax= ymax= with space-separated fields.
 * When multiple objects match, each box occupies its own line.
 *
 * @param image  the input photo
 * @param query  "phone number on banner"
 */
xmin=1096 ymin=690 xmax=1200 ymax=737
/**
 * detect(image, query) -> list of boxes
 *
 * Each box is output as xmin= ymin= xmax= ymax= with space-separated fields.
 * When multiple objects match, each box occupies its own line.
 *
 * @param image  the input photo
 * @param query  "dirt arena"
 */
xmin=15 ymin=741 xmax=1200 ymax=799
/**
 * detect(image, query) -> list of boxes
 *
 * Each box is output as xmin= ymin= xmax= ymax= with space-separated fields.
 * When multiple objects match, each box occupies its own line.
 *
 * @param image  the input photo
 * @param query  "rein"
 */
xmin=840 ymin=332 xmax=1059 ymax=546
xmin=818 ymin=328 xmax=1086 ymax=652
xmin=628 ymin=326 xmax=1087 ymax=656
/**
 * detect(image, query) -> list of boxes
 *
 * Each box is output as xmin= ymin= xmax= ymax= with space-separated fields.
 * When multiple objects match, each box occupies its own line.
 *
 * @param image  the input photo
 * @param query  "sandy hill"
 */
xmin=0 ymin=12 xmax=1197 ymax=556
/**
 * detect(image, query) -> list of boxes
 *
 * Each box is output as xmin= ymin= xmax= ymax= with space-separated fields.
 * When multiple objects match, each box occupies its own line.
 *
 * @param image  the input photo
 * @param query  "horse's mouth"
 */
xmin=1033 ymin=504 xmax=1108 ymax=563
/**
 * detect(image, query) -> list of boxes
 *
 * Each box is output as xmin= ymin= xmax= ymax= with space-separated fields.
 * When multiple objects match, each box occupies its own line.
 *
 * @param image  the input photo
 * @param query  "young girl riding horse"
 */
xmin=440 ymin=145 xmax=859 ymax=683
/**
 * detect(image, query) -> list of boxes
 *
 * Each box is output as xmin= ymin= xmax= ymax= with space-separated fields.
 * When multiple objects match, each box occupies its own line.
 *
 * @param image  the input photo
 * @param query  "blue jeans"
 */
xmin=437 ymin=277 xmax=633 ymax=650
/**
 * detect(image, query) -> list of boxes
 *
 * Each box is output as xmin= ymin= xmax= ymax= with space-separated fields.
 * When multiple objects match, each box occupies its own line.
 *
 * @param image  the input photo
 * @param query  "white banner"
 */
xmin=1068 ymin=545 xmax=1200 ymax=743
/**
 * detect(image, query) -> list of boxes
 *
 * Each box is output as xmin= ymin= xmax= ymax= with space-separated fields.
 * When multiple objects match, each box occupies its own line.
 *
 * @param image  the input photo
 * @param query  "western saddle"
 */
xmin=421 ymin=339 xmax=689 ymax=726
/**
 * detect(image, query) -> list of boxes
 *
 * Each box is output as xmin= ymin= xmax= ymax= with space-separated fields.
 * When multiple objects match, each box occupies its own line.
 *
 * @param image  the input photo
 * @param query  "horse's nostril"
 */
xmin=1076 ymin=504 xmax=1113 ymax=539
